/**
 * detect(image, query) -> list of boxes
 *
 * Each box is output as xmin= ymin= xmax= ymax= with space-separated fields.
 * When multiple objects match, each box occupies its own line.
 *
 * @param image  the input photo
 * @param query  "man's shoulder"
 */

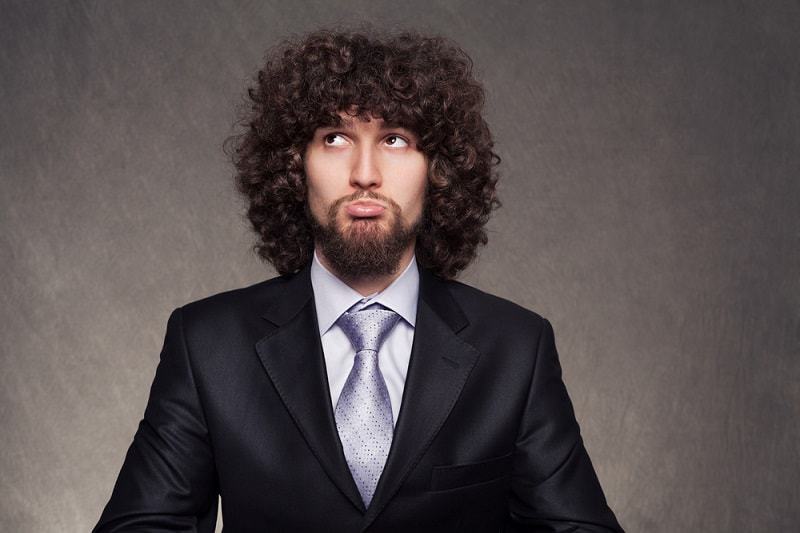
xmin=437 ymin=277 xmax=548 ymax=330
xmin=176 ymin=272 xmax=297 ymax=325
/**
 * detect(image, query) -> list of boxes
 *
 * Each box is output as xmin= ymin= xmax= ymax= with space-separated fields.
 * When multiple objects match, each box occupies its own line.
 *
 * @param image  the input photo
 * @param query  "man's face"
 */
xmin=303 ymin=114 xmax=428 ymax=278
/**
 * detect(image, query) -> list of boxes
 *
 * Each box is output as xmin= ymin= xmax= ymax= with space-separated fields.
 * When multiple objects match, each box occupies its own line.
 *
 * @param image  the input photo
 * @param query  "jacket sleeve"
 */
xmin=93 ymin=307 xmax=219 ymax=533
xmin=504 ymin=318 xmax=624 ymax=532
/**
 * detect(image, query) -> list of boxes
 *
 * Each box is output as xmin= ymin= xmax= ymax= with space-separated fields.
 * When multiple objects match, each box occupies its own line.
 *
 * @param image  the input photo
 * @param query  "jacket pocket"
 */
xmin=429 ymin=452 xmax=514 ymax=491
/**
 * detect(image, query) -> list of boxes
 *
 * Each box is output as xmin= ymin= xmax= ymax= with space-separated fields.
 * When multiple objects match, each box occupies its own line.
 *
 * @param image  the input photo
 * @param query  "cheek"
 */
xmin=305 ymin=153 xmax=351 ymax=198
xmin=304 ymin=177 xmax=330 ymax=221
xmin=406 ymin=160 xmax=429 ymax=216
xmin=306 ymin=186 xmax=323 ymax=216
xmin=305 ymin=160 xmax=332 ymax=207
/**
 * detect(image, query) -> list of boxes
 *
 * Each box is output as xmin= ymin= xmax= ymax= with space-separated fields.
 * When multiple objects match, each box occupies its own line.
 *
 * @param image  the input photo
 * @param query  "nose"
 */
xmin=349 ymin=144 xmax=382 ymax=190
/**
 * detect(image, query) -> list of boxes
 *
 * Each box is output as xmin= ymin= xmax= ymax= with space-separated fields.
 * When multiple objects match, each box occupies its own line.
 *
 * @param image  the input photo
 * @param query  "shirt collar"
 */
xmin=310 ymin=250 xmax=419 ymax=335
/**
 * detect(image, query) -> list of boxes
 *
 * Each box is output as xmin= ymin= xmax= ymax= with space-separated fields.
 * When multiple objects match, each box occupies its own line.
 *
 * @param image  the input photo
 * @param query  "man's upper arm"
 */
xmin=94 ymin=307 xmax=218 ymax=532
xmin=506 ymin=318 xmax=624 ymax=533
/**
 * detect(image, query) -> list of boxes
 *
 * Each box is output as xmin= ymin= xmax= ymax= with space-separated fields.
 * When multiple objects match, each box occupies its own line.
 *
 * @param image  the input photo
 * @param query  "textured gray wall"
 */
xmin=2 ymin=1 xmax=798 ymax=531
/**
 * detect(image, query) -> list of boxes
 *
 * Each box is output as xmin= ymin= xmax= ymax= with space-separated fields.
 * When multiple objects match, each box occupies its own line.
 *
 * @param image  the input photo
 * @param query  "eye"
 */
xmin=385 ymin=135 xmax=409 ymax=148
xmin=323 ymin=133 xmax=347 ymax=146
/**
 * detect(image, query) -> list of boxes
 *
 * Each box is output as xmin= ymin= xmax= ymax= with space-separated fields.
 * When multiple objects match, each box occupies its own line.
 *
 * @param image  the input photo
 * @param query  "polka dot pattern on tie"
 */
xmin=334 ymin=304 xmax=400 ymax=507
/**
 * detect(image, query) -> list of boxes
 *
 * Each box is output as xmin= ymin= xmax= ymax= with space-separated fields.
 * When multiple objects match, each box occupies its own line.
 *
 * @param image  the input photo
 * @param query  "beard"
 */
xmin=307 ymin=191 xmax=422 ymax=279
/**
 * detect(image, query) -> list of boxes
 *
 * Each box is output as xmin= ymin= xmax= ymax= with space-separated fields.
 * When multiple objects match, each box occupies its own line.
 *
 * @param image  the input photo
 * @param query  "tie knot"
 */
xmin=337 ymin=305 xmax=401 ymax=353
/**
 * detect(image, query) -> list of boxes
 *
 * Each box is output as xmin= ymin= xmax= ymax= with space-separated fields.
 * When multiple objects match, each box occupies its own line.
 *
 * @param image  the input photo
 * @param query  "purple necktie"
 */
xmin=334 ymin=304 xmax=401 ymax=507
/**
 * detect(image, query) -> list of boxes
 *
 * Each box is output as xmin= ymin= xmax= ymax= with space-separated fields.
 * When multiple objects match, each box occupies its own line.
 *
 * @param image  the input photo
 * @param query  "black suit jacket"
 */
xmin=95 ymin=265 xmax=623 ymax=532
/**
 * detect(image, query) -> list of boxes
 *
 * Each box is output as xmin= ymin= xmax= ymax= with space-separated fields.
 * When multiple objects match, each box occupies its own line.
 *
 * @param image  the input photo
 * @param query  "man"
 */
xmin=95 ymin=29 xmax=624 ymax=532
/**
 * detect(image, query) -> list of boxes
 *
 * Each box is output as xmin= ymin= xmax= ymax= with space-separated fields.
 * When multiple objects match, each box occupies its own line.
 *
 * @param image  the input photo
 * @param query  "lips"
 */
xmin=345 ymin=201 xmax=386 ymax=218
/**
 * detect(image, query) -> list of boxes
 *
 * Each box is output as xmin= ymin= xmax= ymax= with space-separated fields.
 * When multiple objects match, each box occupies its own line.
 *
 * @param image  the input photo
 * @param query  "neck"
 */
xmin=315 ymin=246 xmax=416 ymax=296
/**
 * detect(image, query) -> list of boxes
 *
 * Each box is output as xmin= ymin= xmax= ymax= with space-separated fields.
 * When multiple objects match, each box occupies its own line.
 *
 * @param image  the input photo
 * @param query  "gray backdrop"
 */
xmin=2 ymin=1 xmax=798 ymax=531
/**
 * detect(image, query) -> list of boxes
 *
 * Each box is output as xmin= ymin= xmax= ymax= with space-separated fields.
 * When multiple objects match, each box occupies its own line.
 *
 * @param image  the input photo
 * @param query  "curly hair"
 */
xmin=227 ymin=27 xmax=500 ymax=279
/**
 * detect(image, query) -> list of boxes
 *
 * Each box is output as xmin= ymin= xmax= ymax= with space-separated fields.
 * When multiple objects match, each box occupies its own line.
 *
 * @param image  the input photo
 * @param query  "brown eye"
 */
xmin=324 ymin=133 xmax=346 ymax=145
xmin=385 ymin=135 xmax=409 ymax=147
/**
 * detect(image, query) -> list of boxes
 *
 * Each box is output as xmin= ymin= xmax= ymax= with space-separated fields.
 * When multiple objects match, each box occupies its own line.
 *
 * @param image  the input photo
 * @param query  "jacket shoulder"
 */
xmin=176 ymin=272 xmax=292 ymax=325
xmin=442 ymin=278 xmax=548 ymax=329
xmin=435 ymin=278 xmax=553 ymax=365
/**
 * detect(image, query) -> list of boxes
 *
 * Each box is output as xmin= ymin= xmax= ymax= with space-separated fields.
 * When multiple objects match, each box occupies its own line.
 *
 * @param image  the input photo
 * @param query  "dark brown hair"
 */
xmin=227 ymin=28 xmax=500 ymax=279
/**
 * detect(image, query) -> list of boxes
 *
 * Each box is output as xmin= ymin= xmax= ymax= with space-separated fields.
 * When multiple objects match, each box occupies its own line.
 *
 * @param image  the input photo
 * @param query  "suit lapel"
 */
xmin=253 ymin=264 xmax=480 ymax=523
xmin=362 ymin=268 xmax=481 ymax=529
xmin=254 ymin=266 xmax=366 ymax=513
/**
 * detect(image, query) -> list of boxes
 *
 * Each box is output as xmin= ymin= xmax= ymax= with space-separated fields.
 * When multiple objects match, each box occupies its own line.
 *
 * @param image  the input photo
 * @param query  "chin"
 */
xmin=343 ymin=220 xmax=389 ymax=241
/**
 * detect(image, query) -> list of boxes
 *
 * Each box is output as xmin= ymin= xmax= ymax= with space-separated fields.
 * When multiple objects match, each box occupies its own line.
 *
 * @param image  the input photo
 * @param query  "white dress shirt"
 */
xmin=310 ymin=251 xmax=419 ymax=425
